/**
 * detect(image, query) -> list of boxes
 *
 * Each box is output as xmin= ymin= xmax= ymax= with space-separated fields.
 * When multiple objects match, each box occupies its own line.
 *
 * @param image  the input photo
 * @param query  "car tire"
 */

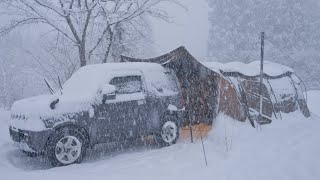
xmin=155 ymin=115 xmax=180 ymax=147
xmin=45 ymin=127 xmax=88 ymax=167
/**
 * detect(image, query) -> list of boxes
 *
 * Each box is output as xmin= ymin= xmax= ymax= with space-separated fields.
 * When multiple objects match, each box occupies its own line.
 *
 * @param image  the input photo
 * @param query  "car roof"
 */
xmin=79 ymin=62 xmax=165 ymax=73
xmin=60 ymin=62 xmax=170 ymax=100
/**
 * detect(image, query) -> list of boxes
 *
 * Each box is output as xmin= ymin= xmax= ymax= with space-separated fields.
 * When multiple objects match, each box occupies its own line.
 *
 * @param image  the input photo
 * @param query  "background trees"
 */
xmin=1 ymin=0 xmax=172 ymax=67
xmin=207 ymin=0 xmax=320 ymax=89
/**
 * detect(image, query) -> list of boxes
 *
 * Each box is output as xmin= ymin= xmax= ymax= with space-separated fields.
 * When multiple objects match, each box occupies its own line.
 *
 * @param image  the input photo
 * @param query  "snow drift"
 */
xmin=0 ymin=91 xmax=319 ymax=180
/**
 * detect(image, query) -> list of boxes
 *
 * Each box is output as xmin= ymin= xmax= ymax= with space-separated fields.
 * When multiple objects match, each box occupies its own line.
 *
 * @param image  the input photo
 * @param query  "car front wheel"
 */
xmin=46 ymin=128 xmax=87 ymax=167
xmin=155 ymin=116 xmax=180 ymax=147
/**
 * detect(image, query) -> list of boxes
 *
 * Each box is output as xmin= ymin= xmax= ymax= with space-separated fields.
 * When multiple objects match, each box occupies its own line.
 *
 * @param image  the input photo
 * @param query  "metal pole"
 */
xmin=259 ymin=32 xmax=265 ymax=119
xmin=200 ymin=136 xmax=208 ymax=166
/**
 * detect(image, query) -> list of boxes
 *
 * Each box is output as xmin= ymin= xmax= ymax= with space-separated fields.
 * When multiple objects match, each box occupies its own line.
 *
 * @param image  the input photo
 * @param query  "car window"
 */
xmin=109 ymin=76 xmax=143 ymax=94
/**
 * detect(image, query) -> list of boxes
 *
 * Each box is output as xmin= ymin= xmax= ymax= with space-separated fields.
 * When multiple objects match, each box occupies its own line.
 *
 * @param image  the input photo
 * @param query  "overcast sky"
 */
xmin=151 ymin=0 xmax=209 ymax=61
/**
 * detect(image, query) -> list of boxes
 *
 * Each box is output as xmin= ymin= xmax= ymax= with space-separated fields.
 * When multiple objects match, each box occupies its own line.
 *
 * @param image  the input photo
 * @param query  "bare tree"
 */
xmin=23 ymin=38 xmax=79 ymax=86
xmin=0 ymin=0 xmax=177 ymax=67
xmin=0 ymin=34 xmax=31 ymax=109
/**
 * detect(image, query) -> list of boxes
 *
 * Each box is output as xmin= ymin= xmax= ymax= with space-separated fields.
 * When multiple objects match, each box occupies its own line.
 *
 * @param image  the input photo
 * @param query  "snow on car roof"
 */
xmin=81 ymin=62 xmax=165 ymax=72
xmin=202 ymin=61 xmax=294 ymax=77
xmin=62 ymin=62 xmax=167 ymax=99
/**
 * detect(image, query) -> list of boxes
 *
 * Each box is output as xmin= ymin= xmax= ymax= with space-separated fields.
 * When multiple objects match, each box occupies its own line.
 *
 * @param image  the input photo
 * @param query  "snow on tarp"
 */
xmin=203 ymin=61 xmax=293 ymax=77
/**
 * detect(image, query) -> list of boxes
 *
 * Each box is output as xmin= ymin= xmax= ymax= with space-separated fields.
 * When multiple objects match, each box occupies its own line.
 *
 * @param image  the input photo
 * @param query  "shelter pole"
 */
xmin=200 ymin=135 xmax=208 ymax=166
xmin=259 ymin=32 xmax=265 ymax=122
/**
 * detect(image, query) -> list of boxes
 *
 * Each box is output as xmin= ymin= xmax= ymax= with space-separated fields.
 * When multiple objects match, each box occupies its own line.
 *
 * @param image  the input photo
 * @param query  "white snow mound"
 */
xmin=203 ymin=61 xmax=293 ymax=76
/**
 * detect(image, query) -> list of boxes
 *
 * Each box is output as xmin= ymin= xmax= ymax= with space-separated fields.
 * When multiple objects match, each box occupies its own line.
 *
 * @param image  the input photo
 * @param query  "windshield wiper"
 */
xmin=58 ymin=76 xmax=63 ymax=95
xmin=44 ymin=78 xmax=60 ymax=109
xmin=44 ymin=79 xmax=54 ymax=95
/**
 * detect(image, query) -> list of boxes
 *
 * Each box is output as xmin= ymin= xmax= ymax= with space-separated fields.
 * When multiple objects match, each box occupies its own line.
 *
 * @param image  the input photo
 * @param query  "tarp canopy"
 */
xmin=121 ymin=46 xmax=310 ymax=124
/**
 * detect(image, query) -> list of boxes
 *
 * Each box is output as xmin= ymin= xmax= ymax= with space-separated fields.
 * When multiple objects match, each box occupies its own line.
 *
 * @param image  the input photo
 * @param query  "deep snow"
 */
xmin=0 ymin=91 xmax=319 ymax=180
xmin=307 ymin=90 xmax=320 ymax=117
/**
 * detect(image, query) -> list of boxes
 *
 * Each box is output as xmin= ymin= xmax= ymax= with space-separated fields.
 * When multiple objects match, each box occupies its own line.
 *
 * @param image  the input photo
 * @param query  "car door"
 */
xmin=94 ymin=73 xmax=148 ymax=143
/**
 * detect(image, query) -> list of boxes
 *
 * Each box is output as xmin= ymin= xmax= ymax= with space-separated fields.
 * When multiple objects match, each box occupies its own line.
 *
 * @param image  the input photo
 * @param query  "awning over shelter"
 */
xmin=121 ymin=46 xmax=310 ymax=126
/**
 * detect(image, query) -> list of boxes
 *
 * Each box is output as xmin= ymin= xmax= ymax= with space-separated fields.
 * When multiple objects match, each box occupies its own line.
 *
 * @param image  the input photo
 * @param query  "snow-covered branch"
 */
xmin=1 ymin=0 xmax=179 ymax=66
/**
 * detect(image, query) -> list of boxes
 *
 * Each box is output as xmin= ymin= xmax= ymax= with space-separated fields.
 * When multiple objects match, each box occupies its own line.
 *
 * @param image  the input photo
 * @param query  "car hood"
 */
xmin=10 ymin=94 xmax=93 ymax=131
xmin=11 ymin=95 xmax=58 ymax=116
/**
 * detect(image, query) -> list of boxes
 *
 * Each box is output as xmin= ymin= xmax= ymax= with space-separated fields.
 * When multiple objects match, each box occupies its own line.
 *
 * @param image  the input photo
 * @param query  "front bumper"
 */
xmin=9 ymin=126 xmax=52 ymax=152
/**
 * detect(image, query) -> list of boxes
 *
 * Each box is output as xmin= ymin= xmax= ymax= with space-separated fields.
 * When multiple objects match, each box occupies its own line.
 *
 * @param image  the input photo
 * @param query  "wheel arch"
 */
xmin=160 ymin=110 xmax=181 ymax=127
xmin=162 ymin=106 xmax=184 ymax=121
xmin=46 ymin=122 xmax=90 ymax=149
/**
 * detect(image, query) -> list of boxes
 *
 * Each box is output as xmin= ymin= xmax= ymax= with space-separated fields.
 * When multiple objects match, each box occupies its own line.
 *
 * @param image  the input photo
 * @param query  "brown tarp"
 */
xmin=121 ymin=46 xmax=310 ymax=126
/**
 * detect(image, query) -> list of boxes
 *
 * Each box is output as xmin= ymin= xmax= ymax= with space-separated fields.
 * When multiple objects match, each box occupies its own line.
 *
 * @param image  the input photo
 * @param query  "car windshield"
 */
xmin=60 ymin=66 xmax=107 ymax=100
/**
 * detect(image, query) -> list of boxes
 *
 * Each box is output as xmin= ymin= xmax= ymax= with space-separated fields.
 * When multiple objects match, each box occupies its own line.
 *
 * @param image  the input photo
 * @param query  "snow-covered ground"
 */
xmin=0 ymin=91 xmax=319 ymax=180
xmin=307 ymin=90 xmax=320 ymax=117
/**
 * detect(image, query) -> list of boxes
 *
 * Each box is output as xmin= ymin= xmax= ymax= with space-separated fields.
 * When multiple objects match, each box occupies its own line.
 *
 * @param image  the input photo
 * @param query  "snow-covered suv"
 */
xmin=9 ymin=63 xmax=183 ymax=166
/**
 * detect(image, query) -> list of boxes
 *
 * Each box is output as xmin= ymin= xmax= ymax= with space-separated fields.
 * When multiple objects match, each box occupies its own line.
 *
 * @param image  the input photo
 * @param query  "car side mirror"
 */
xmin=100 ymin=84 xmax=116 ymax=103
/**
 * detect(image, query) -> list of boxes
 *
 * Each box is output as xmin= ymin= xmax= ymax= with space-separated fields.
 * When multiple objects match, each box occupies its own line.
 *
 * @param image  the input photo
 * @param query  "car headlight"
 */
xmin=42 ymin=119 xmax=55 ymax=128
xmin=42 ymin=118 xmax=64 ymax=128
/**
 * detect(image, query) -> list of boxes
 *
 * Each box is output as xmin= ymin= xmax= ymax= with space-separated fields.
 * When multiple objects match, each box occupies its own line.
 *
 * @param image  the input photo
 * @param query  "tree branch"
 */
xmin=102 ymin=25 xmax=114 ymax=63
xmin=34 ymin=0 xmax=66 ymax=17
xmin=18 ymin=0 xmax=77 ymax=43
xmin=88 ymin=22 xmax=112 ymax=60
xmin=0 ymin=17 xmax=44 ymax=35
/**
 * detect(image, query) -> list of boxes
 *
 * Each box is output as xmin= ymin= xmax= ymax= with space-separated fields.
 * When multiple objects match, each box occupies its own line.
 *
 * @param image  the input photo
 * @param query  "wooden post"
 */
xmin=259 ymin=32 xmax=265 ymax=123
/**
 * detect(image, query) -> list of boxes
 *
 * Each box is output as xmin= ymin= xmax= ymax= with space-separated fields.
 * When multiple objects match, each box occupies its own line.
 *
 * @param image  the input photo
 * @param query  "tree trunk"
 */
xmin=102 ymin=42 xmax=112 ymax=63
xmin=78 ymin=43 xmax=86 ymax=67
xmin=102 ymin=27 xmax=114 ymax=63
